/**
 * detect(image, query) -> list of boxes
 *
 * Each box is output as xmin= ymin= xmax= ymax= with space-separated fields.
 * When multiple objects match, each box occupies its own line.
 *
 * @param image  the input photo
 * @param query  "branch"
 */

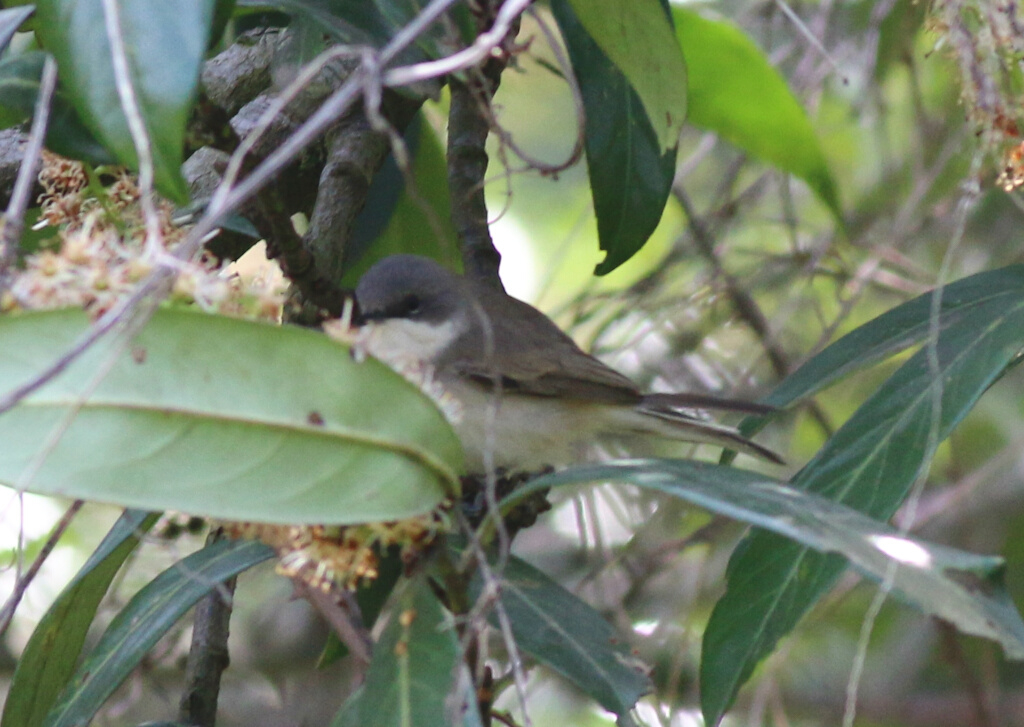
xmin=447 ymin=1 xmax=520 ymax=289
xmin=1 ymin=56 xmax=57 ymax=283
xmin=178 ymin=530 xmax=237 ymax=727
xmin=292 ymin=577 xmax=372 ymax=666
xmin=0 ymin=500 xmax=83 ymax=637
xmin=303 ymin=92 xmax=422 ymax=286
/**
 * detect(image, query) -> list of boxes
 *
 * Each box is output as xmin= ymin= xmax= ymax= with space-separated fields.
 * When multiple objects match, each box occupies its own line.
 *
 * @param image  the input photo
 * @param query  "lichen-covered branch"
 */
xmin=446 ymin=1 xmax=519 ymax=289
xmin=178 ymin=532 xmax=237 ymax=727
xmin=303 ymin=92 xmax=422 ymax=285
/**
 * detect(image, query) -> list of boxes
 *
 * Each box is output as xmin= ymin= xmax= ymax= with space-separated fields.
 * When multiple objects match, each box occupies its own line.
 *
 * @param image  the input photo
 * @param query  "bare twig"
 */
xmin=0 ymin=499 xmax=83 ymax=637
xmin=0 ymin=56 xmax=57 ymax=282
xmin=292 ymin=577 xmax=372 ymax=666
xmin=179 ymin=530 xmax=237 ymax=727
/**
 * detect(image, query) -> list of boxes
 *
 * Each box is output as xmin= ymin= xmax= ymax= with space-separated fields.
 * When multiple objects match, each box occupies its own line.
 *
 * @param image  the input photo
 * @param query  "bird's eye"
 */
xmin=403 ymin=294 xmax=422 ymax=316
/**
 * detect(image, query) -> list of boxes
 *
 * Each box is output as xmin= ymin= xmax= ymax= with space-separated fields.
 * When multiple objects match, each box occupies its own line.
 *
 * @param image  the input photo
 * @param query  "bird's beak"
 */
xmin=348 ymin=296 xmax=367 ymax=327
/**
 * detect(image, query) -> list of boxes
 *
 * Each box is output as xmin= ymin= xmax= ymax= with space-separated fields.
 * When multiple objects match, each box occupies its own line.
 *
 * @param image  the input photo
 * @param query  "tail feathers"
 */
xmin=641 ymin=392 xmax=777 ymax=417
xmin=623 ymin=406 xmax=784 ymax=464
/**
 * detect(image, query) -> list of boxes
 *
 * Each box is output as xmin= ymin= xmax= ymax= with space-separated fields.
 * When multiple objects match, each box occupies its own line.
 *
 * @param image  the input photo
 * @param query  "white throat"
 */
xmin=357 ymin=317 xmax=463 ymax=368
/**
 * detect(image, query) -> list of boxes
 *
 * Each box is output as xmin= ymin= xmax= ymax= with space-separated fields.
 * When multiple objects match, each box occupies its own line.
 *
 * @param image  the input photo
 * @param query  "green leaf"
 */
xmin=0 ymin=5 xmax=33 ymax=56
xmin=551 ymin=0 xmax=678 ymax=276
xmin=563 ymin=0 xmax=685 ymax=152
xmin=0 ymin=309 xmax=463 ymax=523
xmin=340 ymin=114 xmax=460 ymax=285
xmin=473 ymin=554 xmax=652 ymax=716
xmin=674 ymin=7 xmax=842 ymax=220
xmin=507 ymin=460 xmax=1024 ymax=655
xmin=1 ymin=510 xmax=158 ymax=727
xmin=758 ymin=265 xmax=1024 ymax=412
xmin=0 ymin=50 xmax=111 ymax=162
xmin=702 ymin=283 xmax=1024 ymax=724
xmin=42 ymin=538 xmax=274 ymax=727
xmin=355 ymin=574 xmax=471 ymax=727
xmin=34 ymin=0 xmax=217 ymax=203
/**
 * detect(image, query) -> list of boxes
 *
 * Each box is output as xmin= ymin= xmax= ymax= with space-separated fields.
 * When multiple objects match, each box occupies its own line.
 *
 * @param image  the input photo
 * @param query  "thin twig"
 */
xmin=0 ymin=499 xmax=84 ymax=637
xmin=0 ymin=55 xmax=57 ymax=281
xmin=292 ymin=577 xmax=372 ymax=666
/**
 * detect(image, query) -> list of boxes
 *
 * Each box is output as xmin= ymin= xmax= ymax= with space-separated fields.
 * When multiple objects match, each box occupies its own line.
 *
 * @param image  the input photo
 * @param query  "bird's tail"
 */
xmin=611 ymin=398 xmax=784 ymax=464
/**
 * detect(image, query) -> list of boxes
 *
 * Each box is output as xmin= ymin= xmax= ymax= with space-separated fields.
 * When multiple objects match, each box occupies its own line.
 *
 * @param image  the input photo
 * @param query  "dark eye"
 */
xmin=402 ymin=294 xmax=422 ymax=316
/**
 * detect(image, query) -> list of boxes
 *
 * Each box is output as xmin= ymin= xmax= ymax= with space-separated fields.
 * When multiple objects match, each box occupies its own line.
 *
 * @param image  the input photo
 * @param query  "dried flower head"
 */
xmin=223 ymin=508 xmax=451 ymax=592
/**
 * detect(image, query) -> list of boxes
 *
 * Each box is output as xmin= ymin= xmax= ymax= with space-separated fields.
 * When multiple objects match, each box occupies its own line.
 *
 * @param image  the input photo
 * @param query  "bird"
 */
xmin=352 ymin=254 xmax=781 ymax=473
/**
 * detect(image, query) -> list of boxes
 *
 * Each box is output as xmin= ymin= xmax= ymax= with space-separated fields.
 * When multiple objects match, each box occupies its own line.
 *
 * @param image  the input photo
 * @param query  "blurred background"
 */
xmin=7 ymin=0 xmax=1024 ymax=725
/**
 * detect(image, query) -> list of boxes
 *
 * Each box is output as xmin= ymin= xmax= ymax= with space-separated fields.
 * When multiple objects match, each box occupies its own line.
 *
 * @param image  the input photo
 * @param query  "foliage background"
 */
xmin=3 ymin=0 xmax=1024 ymax=725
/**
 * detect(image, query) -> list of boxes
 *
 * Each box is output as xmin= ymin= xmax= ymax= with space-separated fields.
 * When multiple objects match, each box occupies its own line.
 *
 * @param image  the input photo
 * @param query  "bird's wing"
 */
xmin=442 ymin=285 xmax=642 ymax=405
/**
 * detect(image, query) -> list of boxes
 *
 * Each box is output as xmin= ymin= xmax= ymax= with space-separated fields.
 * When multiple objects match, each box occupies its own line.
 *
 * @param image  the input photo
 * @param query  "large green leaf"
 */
xmin=505 ymin=461 xmax=1024 ymax=659
xmin=34 ymin=0 xmax=216 ymax=203
xmin=674 ymin=7 xmax=841 ymax=220
xmin=551 ymin=0 xmax=678 ymax=276
xmin=472 ymin=554 xmax=652 ymax=717
xmin=42 ymin=538 xmax=274 ymax=727
xmin=563 ymin=0 xmax=685 ymax=152
xmin=702 ymin=281 xmax=1024 ymax=724
xmin=1 ymin=509 xmax=158 ymax=727
xmin=0 ymin=50 xmax=111 ymax=162
xmin=353 ymin=574 xmax=469 ymax=727
xmin=0 ymin=309 xmax=462 ymax=523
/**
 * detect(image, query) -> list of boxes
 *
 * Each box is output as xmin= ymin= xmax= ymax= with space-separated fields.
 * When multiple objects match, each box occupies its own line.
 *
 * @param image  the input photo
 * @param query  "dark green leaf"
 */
xmin=0 ymin=5 xmax=33 ymax=55
xmin=209 ymin=0 xmax=236 ymax=49
xmin=35 ymin=0 xmax=217 ymax=203
xmin=473 ymin=554 xmax=652 ymax=716
xmin=551 ymin=0 xmax=678 ymax=276
xmin=0 ymin=309 xmax=462 ymax=523
xmin=356 ymin=574 xmax=472 ymax=727
xmin=0 ymin=50 xmax=110 ymax=161
xmin=759 ymin=265 xmax=1024 ymax=412
xmin=506 ymin=460 xmax=1024 ymax=658
xmin=340 ymin=115 xmax=460 ymax=285
xmin=563 ymin=0 xmax=686 ymax=151
xmin=674 ymin=7 xmax=842 ymax=220
xmin=1 ymin=510 xmax=158 ymax=727
xmin=703 ymin=283 xmax=1024 ymax=724
xmin=248 ymin=0 xmax=428 ymax=67
xmin=42 ymin=538 xmax=273 ymax=727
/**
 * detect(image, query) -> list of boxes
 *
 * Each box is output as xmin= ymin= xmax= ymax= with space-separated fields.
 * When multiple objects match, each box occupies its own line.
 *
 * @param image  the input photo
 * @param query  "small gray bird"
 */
xmin=354 ymin=254 xmax=781 ymax=473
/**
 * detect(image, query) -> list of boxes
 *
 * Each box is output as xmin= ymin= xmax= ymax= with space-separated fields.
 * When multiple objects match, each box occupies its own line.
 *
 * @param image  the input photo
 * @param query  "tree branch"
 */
xmin=446 ymin=1 xmax=519 ymax=289
xmin=178 ymin=530 xmax=237 ymax=727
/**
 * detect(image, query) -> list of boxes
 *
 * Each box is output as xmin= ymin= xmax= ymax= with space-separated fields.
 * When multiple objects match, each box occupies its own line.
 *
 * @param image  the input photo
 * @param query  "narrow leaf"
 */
xmin=0 ymin=5 xmax=33 ymax=56
xmin=35 ymin=0 xmax=216 ymax=202
xmin=674 ymin=7 xmax=841 ymax=220
xmin=473 ymin=554 xmax=652 ymax=716
xmin=551 ymin=0 xmax=678 ymax=275
xmin=703 ymin=285 xmax=1024 ymax=724
xmin=1 ymin=510 xmax=158 ymax=727
xmin=0 ymin=309 xmax=462 ymax=524
xmin=506 ymin=460 xmax=1024 ymax=659
xmin=356 ymin=574 xmax=471 ymax=727
xmin=42 ymin=539 xmax=274 ymax=727
xmin=563 ymin=0 xmax=686 ymax=152
xmin=0 ymin=50 xmax=111 ymax=162
xmin=759 ymin=264 xmax=1024 ymax=411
